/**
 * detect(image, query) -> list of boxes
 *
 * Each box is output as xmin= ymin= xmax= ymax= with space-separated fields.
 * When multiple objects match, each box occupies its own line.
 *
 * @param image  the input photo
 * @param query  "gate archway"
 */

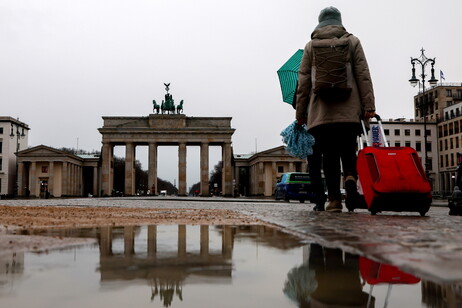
xmin=99 ymin=114 xmax=235 ymax=196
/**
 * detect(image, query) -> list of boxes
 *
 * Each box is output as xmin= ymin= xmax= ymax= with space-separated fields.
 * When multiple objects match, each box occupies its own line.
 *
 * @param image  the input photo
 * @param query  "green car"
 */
xmin=274 ymin=172 xmax=315 ymax=203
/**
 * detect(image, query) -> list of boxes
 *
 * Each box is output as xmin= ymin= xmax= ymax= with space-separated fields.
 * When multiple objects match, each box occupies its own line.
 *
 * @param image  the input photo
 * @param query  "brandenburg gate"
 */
xmin=98 ymin=114 xmax=235 ymax=196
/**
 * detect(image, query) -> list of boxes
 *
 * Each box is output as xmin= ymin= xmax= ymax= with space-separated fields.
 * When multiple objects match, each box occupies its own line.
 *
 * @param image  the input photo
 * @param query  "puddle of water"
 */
xmin=0 ymin=225 xmax=461 ymax=308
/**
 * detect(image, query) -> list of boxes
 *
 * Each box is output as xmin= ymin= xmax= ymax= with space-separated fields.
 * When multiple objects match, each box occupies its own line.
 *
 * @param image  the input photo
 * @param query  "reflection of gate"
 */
xmin=96 ymin=224 xmax=297 ymax=306
xmin=99 ymin=114 xmax=235 ymax=196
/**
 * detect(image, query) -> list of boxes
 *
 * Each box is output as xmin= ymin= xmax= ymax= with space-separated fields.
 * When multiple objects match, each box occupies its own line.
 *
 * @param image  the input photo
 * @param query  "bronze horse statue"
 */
xmin=152 ymin=100 xmax=160 ymax=114
xmin=176 ymin=100 xmax=184 ymax=114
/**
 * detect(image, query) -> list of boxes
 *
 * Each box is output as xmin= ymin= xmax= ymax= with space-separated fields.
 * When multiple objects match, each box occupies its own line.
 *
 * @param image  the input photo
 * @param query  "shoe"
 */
xmin=344 ymin=176 xmax=357 ymax=197
xmin=326 ymin=199 xmax=342 ymax=212
xmin=312 ymin=193 xmax=327 ymax=211
xmin=344 ymin=176 xmax=358 ymax=211
xmin=313 ymin=204 xmax=325 ymax=211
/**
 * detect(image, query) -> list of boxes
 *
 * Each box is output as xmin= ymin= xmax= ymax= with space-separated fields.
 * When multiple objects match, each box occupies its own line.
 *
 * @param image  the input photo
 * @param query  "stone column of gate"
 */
xmin=80 ymin=166 xmax=84 ymax=196
xmin=124 ymin=226 xmax=135 ymax=256
xmin=148 ymin=225 xmax=157 ymax=258
xmin=70 ymin=164 xmax=74 ymax=196
xmin=272 ymin=162 xmax=277 ymax=194
xmin=75 ymin=165 xmax=79 ymax=195
xmin=302 ymin=161 xmax=308 ymax=172
xmin=67 ymin=164 xmax=72 ymax=195
xmin=74 ymin=164 xmax=78 ymax=195
xmin=200 ymin=225 xmax=209 ymax=257
xmin=78 ymin=165 xmax=82 ymax=196
xmin=178 ymin=225 xmax=187 ymax=258
xmin=99 ymin=226 xmax=113 ymax=257
xmin=222 ymin=225 xmax=233 ymax=259
xmin=30 ymin=162 xmax=37 ymax=197
xmin=49 ymin=162 xmax=54 ymax=197
xmin=200 ymin=142 xmax=209 ymax=196
xmin=70 ymin=164 xmax=75 ymax=196
xmin=125 ymin=142 xmax=135 ymax=196
xmin=67 ymin=163 xmax=71 ymax=196
xmin=62 ymin=162 xmax=68 ymax=196
xmin=222 ymin=142 xmax=233 ymax=196
xmin=178 ymin=142 xmax=187 ymax=196
xmin=148 ymin=142 xmax=158 ymax=195
xmin=258 ymin=162 xmax=265 ymax=195
xmin=101 ymin=142 xmax=113 ymax=196
xmin=68 ymin=164 xmax=72 ymax=195
xmin=17 ymin=162 xmax=24 ymax=196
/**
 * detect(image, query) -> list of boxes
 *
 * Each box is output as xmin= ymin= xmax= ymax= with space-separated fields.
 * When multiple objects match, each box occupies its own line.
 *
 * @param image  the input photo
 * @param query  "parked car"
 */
xmin=274 ymin=172 xmax=315 ymax=203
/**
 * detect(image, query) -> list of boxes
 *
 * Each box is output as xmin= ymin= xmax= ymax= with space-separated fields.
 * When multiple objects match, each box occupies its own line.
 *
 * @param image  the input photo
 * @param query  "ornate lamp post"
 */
xmin=10 ymin=123 xmax=25 ymax=197
xmin=409 ymin=48 xmax=438 ymax=181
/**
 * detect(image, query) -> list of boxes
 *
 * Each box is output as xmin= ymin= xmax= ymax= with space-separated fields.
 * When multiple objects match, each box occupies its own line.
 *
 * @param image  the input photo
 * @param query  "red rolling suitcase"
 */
xmin=355 ymin=115 xmax=432 ymax=216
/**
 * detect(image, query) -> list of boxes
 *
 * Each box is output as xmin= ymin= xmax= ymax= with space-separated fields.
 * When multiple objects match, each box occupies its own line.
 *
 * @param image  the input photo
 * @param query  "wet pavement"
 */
xmin=1 ymin=196 xmax=461 ymax=286
xmin=1 ymin=224 xmax=460 ymax=307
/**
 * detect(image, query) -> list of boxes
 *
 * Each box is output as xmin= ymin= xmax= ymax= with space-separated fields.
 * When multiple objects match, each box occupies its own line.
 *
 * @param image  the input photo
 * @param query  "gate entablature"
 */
xmin=98 ymin=114 xmax=235 ymax=197
xmin=99 ymin=115 xmax=234 ymax=145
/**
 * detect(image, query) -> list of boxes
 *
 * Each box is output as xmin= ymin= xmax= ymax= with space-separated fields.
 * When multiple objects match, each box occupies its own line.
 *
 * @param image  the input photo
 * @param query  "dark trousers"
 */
xmin=307 ymin=143 xmax=326 ymax=205
xmin=309 ymin=123 xmax=359 ymax=201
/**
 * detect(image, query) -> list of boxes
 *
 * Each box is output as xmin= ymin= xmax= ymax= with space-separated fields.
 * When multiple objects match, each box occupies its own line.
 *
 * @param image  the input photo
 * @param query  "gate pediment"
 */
xmin=18 ymin=145 xmax=67 ymax=157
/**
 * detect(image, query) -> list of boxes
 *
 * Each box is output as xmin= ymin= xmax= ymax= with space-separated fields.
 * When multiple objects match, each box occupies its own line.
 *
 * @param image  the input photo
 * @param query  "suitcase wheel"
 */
xmin=419 ymin=203 xmax=431 ymax=217
xmin=419 ymin=207 xmax=430 ymax=217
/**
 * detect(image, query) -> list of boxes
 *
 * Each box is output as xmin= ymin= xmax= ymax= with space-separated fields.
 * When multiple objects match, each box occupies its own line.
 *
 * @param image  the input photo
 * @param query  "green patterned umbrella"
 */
xmin=277 ymin=49 xmax=303 ymax=106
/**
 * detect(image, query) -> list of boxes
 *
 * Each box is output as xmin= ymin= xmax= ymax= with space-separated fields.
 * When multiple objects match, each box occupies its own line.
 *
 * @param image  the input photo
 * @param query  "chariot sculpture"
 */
xmin=152 ymin=83 xmax=184 ymax=114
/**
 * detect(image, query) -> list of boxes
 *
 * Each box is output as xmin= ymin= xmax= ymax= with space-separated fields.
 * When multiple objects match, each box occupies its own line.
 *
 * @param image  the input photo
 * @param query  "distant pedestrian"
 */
xmin=296 ymin=6 xmax=376 ymax=212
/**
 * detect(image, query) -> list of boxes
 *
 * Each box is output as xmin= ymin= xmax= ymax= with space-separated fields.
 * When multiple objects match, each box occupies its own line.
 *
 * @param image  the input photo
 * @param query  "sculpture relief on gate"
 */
xmin=152 ymin=83 xmax=184 ymax=114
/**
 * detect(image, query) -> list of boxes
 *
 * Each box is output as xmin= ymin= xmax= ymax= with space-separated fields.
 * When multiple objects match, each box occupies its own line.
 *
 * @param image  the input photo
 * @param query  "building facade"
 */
xmin=16 ymin=145 xmax=99 ymax=198
xmin=236 ymin=120 xmax=439 ymax=198
xmin=413 ymin=83 xmax=462 ymax=195
xmin=0 ymin=117 xmax=29 ymax=196
xmin=9 ymin=83 xmax=462 ymax=198
xmin=234 ymin=146 xmax=307 ymax=197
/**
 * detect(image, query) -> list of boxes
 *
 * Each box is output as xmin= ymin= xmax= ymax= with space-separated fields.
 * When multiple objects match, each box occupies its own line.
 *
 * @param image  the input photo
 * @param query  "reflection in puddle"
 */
xmin=285 ymin=244 xmax=462 ymax=308
xmin=0 ymin=225 xmax=461 ymax=307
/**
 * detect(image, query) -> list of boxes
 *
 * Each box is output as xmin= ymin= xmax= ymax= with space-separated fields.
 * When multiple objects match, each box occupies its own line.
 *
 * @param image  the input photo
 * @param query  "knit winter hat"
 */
xmin=316 ymin=6 xmax=343 ymax=29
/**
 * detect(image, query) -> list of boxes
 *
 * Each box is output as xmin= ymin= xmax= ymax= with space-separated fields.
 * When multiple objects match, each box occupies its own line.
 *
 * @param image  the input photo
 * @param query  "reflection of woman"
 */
xmin=310 ymin=244 xmax=372 ymax=307
xmin=284 ymin=244 xmax=373 ymax=308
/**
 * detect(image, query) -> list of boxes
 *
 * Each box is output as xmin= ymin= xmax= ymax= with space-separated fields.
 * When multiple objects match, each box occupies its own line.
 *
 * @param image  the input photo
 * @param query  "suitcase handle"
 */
xmin=360 ymin=114 xmax=389 ymax=149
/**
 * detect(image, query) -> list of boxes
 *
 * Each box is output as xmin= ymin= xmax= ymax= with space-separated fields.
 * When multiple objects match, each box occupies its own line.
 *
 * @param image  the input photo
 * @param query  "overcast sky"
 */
xmin=2 ymin=0 xmax=461 ymax=188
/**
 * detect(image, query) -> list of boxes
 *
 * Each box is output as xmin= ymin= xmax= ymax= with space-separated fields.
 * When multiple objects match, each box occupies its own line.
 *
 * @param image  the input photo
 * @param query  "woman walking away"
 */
xmin=296 ymin=6 xmax=376 ymax=212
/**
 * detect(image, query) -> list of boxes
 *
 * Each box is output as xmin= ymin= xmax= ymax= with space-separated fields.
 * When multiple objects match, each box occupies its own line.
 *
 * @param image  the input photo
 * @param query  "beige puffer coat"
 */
xmin=295 ymin=25 xmax=375 ymax=131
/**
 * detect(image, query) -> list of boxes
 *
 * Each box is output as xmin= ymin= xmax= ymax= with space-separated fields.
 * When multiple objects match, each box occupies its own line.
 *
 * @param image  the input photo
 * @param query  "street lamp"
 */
xmin=10 ymin=123 xmax=25 ymax=197
xmin=409 ymin=48 xmax=438 ymax=182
